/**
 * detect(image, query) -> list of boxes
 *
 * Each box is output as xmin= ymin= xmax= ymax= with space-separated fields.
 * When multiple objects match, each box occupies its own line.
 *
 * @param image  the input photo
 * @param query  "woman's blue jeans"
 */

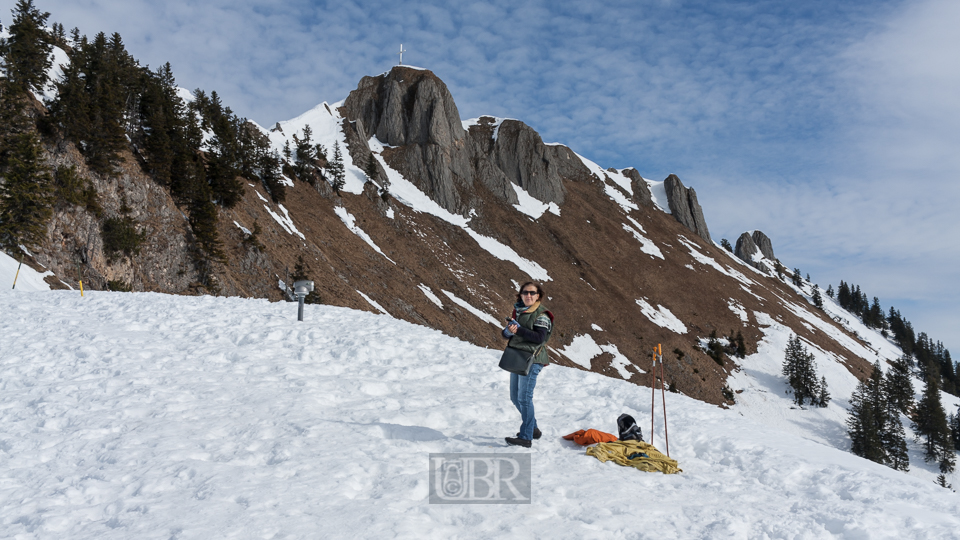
xmin=510 ymin=363 xmax=543 ymax=440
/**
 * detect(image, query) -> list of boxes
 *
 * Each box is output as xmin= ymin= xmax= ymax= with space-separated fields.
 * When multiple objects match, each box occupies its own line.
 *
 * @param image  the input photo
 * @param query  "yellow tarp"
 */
xmin=585 ymin=440 xmax=682 ymax=474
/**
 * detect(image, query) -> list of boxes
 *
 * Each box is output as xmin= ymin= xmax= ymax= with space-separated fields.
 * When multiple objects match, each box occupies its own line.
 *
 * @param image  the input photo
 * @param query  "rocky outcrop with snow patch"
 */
xmin=620 ymin=168 xmax=654 ymax=207
xmin=735 ymin=230 xmax=777 ymax=271
xmin=340 ymin=67 xmax=474 ymax=214
xmin=751 ymin=230 xmax=776 ymax=260
xmin=663 ymin=174 xmax=711 ymax=242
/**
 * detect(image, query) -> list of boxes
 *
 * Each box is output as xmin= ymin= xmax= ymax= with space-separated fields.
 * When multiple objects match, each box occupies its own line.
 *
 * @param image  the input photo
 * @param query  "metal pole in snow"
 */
xmin=659 ymin=344 xmax=670 ymax=457
xmin=12 ymin=251 xmax=24 ymax=289
xmin=651 ymin=347 xmax=657 ymax=446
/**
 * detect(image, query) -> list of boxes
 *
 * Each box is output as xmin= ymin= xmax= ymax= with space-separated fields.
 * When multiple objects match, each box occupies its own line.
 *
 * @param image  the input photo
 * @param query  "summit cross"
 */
xmin=398 ymin=44 xmax=406 ymax=65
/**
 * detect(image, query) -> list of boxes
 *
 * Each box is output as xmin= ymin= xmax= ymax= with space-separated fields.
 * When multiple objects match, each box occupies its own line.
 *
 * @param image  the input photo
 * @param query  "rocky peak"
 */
xmin=751 ymin=230 xmax=775 ymax=260
xmin=340 ymin=67 xmax=474 ymax=215
xmin=340 ymin=66 xmax=465 ymax=148
xmin=735 ymin=230 xmax=777 ymax=271
xmin=663 ymin=174 xmax=711 ymax=242
xmin=340 ymin=68 xmax=591 ymax=215
xmin=735 ymin=232 xmax=761 ymax=266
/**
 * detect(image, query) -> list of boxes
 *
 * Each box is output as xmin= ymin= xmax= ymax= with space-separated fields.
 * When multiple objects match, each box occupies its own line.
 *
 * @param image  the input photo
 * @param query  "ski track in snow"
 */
xmin=1 ymin=290 xmax=959 ymax=538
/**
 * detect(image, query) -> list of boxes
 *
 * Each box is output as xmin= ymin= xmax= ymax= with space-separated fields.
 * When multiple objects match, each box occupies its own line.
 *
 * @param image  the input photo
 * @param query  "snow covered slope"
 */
xmin=2 ymin=289 xmax=958 ymax=538
xmin=1 ymin=249 xmax=55 ymax=292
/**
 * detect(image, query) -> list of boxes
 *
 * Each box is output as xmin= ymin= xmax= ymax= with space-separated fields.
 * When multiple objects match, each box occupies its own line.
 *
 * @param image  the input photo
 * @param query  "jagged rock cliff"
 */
xmin=38 ymin=140 xmax=197 ymax=293
xmin=620 ymin=168 xmax=654 ymax=207
xmin=340 ymin=68 xmax=594 ymax=216
xmin=751 ymin=230 xmax=776 ymax=260
xmin=663 ymin=174 xmax=711 ymax=242
xmin=340 ymin=68 xmax=474 ymax=215
xmin=735 ymin=230 xmax=777 ymax=271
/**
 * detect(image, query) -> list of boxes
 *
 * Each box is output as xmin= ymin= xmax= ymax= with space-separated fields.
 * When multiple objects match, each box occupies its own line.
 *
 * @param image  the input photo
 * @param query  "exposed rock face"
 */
xmin=735 ymin=230 xmax=777 ymax=271
xmin=735 ymin=232 xmax=761 ymax=267
xmin=751 ymin=230 xmax=775 ymax=260
xmin=340 ymin=68 xmax=587 ymax=215
xmin=663 ymin=174 xmax=711 ymax=242
xmin=620 ymin=168 xmax=654 ymax=207
xmin=464 ymin=117 xmax=577 ymax=206
xmin=38 ymin=142 xmax=195 ymax=293
xmin=490 ymin=119 xmax=566 ymax=205
xmin=340 ymin=67 xmax=474 ymax=214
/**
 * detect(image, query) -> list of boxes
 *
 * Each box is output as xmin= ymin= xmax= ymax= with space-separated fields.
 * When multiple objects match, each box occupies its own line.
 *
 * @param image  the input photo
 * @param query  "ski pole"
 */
xmin=651 ymin=347 xmax=657 ymax=446
xmin=659 ymin=344 xmax=670 ymax=457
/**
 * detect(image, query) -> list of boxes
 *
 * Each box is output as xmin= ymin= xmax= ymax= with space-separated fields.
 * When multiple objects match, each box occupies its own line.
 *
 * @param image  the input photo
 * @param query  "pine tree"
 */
xmin=782 ymin=335 xmax=820 ymax=406
xmin=837 ymin=281 xmax=851 ymax=310
xmin=936 ymin=474 xmax=953 ymax=490
xmin=0 ymin=0 xmax=53 ymax=95
xmin=847 ymin=371 xmax=885 ymax=464
xmin=329 ymin=141 xmax=345 ymax=196
xmin=48 ymin=31 xmax=131 ymax=175
xmin=913 ymin=372 xmax=955 ymax=472
xmin=720 ymin=238 xmax=733 ymax=252
xmin=187 ymin=197 xmax=225 ymax=263
xmin=885 ymin=354 xmax=914 ymax=415
xmin=292 ymin=126 xmax=317 ymax=185
xmin=882 ymin=396 xmax=910 ymax=471
xmin=735 ymin=330 xmax=746 ymax=359
xmin=847 ymin=361 xmax=908 ymax=469
xmin=816 ymin=375 xmax=831 ymax=408
xmin=812 ymin=285 xmax=823 ymax=310
xmin=950 ymin=405 xmax=960 ymax=451
xmin=0 ymin=131 xmax=54 ymax=249
xmin=258 ymin=150 xmax=285 ymax=203
xmin=792 ymin=268 xmax=802 ymax=287
xmin=826 ymin=284 xmax=834 ymax=298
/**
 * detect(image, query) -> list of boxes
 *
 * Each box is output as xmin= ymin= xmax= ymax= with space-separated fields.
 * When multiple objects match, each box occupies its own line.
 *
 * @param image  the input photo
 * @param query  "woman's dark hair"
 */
xmin=515 ymin=282 xmax=545 ymax=303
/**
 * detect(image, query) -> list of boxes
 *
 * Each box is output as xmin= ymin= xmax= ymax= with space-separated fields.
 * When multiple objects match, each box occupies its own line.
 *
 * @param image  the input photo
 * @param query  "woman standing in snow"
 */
xmin=502 ymin=282 xmax=554 ymax=448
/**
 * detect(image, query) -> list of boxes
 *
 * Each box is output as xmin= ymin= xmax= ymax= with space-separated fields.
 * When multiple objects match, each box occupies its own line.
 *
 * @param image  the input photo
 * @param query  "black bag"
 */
xmin=499 ymin=346 xmax=535 ymax=376
xmin=617 ymin=413 xmax=644 ymax=442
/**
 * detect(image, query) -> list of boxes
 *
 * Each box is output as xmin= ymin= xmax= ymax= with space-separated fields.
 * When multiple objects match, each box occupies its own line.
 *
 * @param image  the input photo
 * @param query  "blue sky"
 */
xmin=7 ymin=0 xmax=959 ymax=355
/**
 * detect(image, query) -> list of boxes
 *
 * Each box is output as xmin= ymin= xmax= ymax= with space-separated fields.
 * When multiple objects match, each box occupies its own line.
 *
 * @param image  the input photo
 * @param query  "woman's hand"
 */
xmin=508 ymin=323 xmax=519 ymax=334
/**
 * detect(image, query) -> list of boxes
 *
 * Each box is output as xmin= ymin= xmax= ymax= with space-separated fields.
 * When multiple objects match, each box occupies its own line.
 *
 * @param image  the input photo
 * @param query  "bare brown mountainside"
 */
xmin=24 ymin=67 xmax=875 ymax=405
